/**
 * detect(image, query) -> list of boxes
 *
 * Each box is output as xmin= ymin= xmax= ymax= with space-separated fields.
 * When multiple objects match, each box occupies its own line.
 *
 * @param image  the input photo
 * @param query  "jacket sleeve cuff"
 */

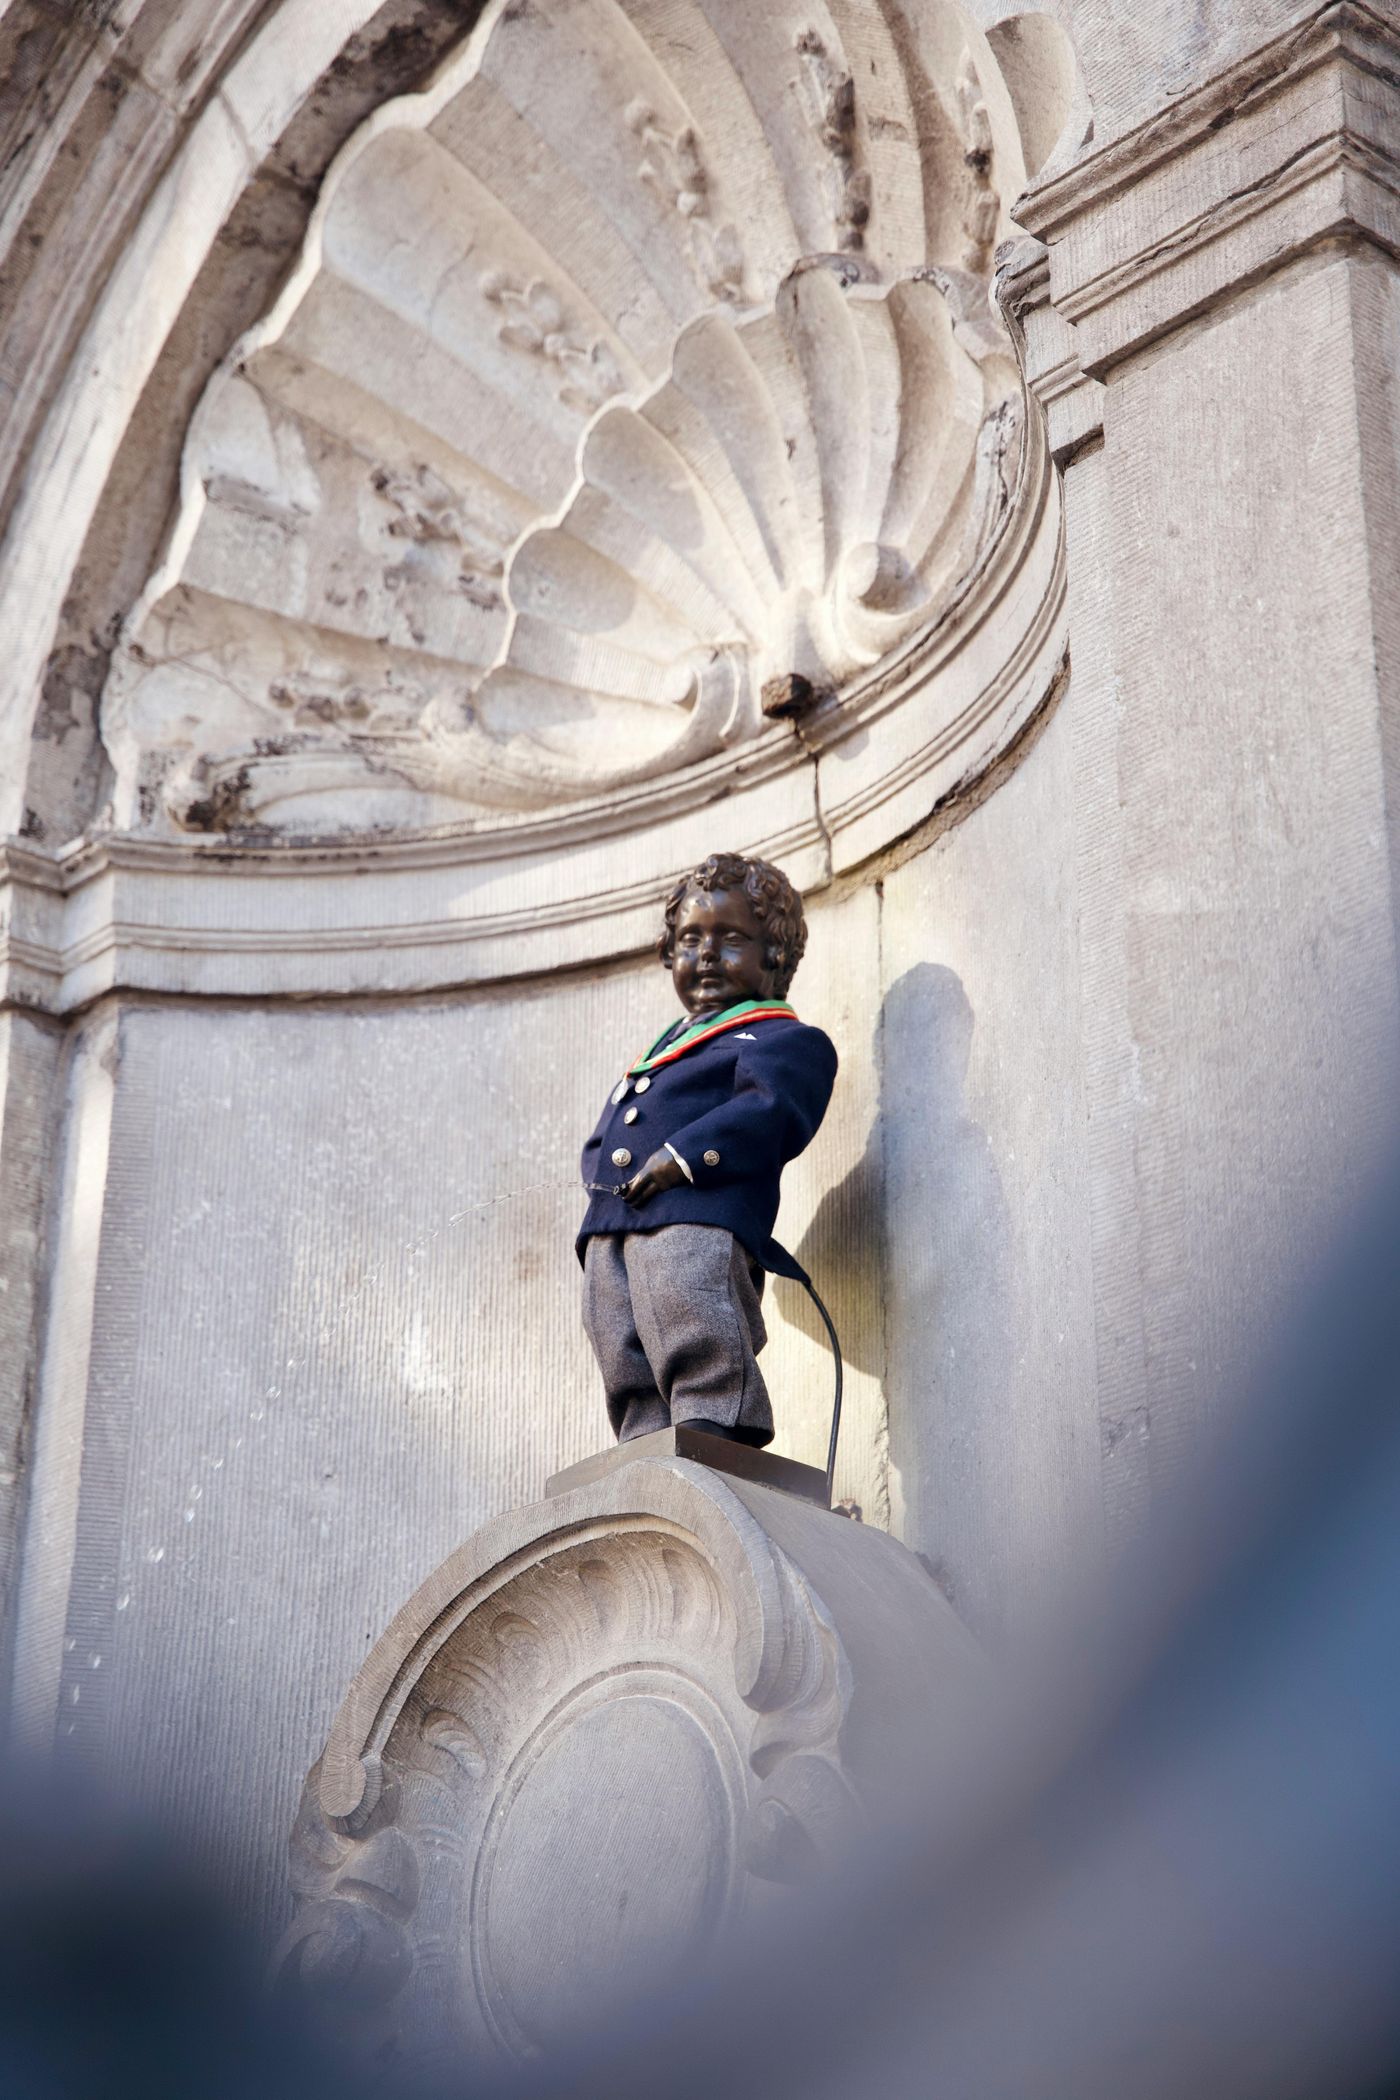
xmin=665 ymin=1116 xmax=736 ymax=1183
xmin=664 ymin=1143 xmax=694 ymax=1184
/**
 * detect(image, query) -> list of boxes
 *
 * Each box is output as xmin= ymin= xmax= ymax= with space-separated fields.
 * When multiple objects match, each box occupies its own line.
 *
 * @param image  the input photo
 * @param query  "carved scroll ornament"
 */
xmin=274 ymin=1460 xmax=983 ymax=2070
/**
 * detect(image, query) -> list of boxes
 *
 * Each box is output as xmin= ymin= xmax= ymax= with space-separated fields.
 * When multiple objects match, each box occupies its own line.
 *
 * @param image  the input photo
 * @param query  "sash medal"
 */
xmin=608 ymin=999 xmax=795 ymax=1105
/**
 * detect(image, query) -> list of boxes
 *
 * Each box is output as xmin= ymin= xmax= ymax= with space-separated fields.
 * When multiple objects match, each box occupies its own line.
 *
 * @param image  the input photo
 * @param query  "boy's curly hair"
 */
xmin=658 ymin=852 xmax=809 ymax=998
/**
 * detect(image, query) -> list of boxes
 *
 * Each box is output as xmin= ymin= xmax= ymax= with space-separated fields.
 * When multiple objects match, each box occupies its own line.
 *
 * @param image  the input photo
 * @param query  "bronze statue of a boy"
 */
xmin=577 ymin=852 xmax=838 ymax=1448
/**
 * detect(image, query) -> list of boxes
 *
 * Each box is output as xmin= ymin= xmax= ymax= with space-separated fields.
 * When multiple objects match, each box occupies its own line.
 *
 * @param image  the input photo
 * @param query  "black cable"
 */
xmin=800 ymin=1278 xmax=845 ymax=1505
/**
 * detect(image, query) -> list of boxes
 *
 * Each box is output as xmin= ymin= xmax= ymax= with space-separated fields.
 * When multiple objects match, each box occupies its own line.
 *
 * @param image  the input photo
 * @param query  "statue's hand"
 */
xmin=622 ymin=1148 xmax=688 ymax=1207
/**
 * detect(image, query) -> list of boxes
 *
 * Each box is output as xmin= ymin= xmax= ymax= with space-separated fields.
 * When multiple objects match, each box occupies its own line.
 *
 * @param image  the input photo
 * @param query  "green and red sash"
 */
xmin=628 ymin=999 xmax=796 ymax=1076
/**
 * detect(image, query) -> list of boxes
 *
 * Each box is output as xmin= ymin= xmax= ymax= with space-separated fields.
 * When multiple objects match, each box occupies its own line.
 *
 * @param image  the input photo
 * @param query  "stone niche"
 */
xmin=0 ymin=0 xmax=1084 ymax=1018
xmin=277 ymin=1457 xmax=977 ymax=2073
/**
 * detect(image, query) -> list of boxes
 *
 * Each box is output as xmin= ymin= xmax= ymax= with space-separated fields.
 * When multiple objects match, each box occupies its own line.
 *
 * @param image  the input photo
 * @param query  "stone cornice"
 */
xmin=1017 ymin=3 xmax=1400 ymax=372
xmin=0 ymin=821 xmax=817 ymax=1015
xmin=1023 ymin=5 xmax=1398 ymax=233
xmin=998 ymin=239 xmax=1105 ymax=468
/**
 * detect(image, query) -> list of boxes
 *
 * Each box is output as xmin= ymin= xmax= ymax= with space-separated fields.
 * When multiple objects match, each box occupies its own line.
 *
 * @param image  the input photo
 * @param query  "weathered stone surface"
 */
xmin=278 ymin=1456 xmax=978 ymax=2069
xmin=0 ymin=0 xmax=1071 ymax=997
xmin=877 ymin=699 xmax=1100 ymax=1639
xmin=1013 ymin=3 xmax=1400 ymax=1494
xmin=10 ymin=1010 xmax=117 ymax=1752
xmin=1021 ymin=5 xmax=1400 ymax=373
xmin=971 ymin=0 xmax=1324 ymax=148
xmin=0 ymin=1011 xmax=62 ymax=1688
xmin=6 ymin=0 xmax=1400 ymax=1961
xmin=0 ymin=0 xmax=1062 ymax=1020
xmin=8 ymin=962 xmax=889 ymax=1923
xmin=0 ymin=0 xmax=492 ymax=843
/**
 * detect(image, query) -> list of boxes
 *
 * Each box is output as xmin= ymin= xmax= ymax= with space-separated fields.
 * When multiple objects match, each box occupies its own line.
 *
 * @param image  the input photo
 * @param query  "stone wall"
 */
xmin=9 ymin=948 xmax=885 ymax=1929
xmin=4 ymin=0 xmax=1400 ymax=1946
xmin=972 ymin=0 xmax=1322 ymax=139
xmin=6 ymin=708 xmax=1109 ymax=1929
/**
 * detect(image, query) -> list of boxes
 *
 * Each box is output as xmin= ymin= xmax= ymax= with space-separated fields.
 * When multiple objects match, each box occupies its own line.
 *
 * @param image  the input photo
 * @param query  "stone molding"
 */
xmin=1018 ymin=3 xmax=1400 ymax=374
xmin=0 ymin=446 xmax=1064 ymax=1012
xmin=276 ymin=1458 xmax=977 ymax=2069
xmin=998 ymin=240 xmax=1105 ymax=470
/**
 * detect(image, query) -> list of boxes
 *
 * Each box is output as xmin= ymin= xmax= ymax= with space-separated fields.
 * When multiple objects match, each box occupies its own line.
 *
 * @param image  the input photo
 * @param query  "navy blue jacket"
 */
xmin=578 ymin=1012 xmax=838 ymax=1275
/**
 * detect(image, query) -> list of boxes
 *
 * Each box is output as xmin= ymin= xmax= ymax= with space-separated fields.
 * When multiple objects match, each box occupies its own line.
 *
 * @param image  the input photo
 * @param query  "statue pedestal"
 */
xmin=546 ymin=1424 xmax=831 ymax=1506
xmin=279 ymin=1455 xmax=978 ymax=2073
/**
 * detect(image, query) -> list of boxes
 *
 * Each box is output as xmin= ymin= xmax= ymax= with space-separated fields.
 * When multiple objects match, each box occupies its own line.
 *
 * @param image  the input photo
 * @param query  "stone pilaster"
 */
xmin=1016 ymin=1 xmax=1400 ymax=1510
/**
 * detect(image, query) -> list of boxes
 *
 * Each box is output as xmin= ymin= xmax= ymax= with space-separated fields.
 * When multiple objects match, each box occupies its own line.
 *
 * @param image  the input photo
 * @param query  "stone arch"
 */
xmin=0 ymin=0 xmax=490 ymax=843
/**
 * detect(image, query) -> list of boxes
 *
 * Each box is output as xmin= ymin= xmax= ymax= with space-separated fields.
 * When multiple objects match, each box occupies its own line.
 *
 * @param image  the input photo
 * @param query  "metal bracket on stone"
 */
xmin=760 ymin=672 xmax=824 ymax=721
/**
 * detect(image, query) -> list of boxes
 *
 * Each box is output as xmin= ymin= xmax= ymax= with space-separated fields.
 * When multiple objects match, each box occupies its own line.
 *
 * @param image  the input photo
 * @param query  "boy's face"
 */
xmin=670 ymin=887 xmax=779 ymax=1017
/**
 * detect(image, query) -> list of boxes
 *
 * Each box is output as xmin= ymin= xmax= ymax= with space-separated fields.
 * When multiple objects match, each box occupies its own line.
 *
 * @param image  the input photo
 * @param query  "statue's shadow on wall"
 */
xmin=775 ymin=963 xmax=1012 ymax=1525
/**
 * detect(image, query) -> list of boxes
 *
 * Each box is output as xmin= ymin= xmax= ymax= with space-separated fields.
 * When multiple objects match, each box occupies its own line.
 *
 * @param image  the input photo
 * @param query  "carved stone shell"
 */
xmin=99 ymin=0 xmax=1076 ymax=841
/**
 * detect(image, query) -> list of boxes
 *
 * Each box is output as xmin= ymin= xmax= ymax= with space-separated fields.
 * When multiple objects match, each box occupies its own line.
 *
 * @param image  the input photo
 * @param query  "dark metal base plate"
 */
xmin=546 ymin=1426 xmax=830 ymax=1507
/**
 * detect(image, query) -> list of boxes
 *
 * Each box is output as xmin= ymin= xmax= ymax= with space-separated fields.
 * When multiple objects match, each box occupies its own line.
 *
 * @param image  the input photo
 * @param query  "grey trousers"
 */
xmin=582 ymin=1225 xmax=773 ymax=1446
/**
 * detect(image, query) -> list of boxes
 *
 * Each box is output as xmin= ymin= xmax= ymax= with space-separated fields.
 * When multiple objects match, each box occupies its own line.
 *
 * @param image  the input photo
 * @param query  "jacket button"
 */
xmin=635 ymin=1076 xmax=652 ymax=1093
xmin=703 ymin=1150 xmax=721 ymax=1167
xmin=624 ymin=1108 xmax=639 ymax=1125
xmin=611 ymin=1148 xmax=633 ymax=1169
